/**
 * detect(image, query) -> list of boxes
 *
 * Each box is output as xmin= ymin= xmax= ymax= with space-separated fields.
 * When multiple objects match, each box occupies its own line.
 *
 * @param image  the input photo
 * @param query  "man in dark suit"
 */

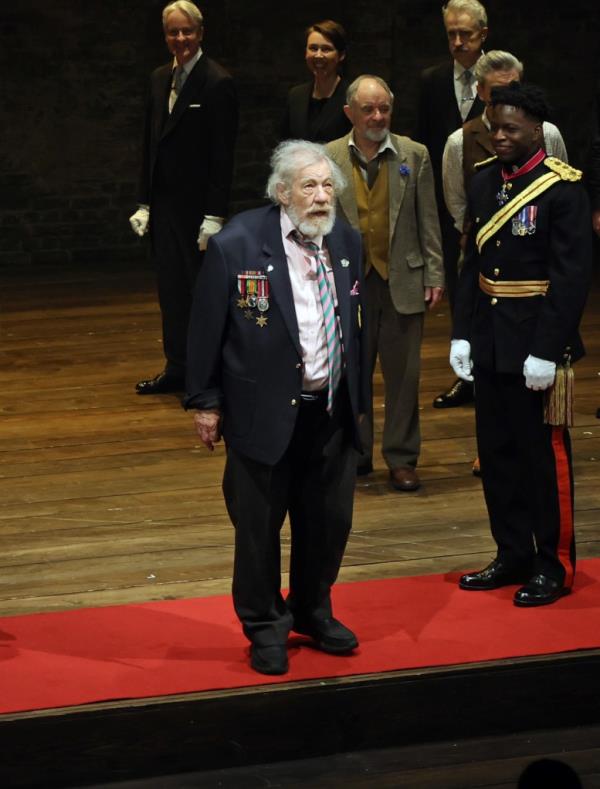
xmin=415 ymin=0 xmax=487 ymax=408
xmin=130 ymin=1 xmax=238 ymax=395
xmin=451 ymin=83 xmax=592 ymax=606
xmin=184 ymin=140 xmax=369 ymax=675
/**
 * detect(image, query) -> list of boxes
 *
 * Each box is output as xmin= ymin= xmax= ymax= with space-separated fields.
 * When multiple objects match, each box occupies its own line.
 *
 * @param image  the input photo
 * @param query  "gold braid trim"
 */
xmin=479 ymin=273 xmax=549 ymax=298
xmin=475 ymin=172 xmax=561 ymax=253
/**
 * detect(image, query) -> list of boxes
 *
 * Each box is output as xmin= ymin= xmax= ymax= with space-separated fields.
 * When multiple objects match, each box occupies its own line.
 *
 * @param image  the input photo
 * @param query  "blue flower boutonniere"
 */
xmin=399 ymin=164 xmax=411 ymax=177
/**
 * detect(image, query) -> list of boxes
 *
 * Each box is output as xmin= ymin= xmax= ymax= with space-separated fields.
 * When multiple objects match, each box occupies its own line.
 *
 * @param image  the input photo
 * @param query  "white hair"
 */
xmin=162 ymin=1 xmax=203 ymax=31
xmin=442 ymin=0 xmax=488 ymax=28
xmin=473 ymin=50 xmax=524 ymax=84
xmin=265 ymin=140 xmax=345 ymax=205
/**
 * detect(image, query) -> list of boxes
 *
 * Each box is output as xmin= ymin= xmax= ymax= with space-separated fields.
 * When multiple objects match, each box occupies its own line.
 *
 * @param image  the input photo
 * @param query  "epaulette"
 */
xmin=474 ymin=155 xmax=497 ymax=170
xmin=544 ymin=156 xmax=582 ymax=182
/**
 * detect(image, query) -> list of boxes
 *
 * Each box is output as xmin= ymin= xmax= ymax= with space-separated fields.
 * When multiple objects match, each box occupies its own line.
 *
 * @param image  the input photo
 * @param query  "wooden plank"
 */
xmin=1 ymin=262 xmax=599 ymax=618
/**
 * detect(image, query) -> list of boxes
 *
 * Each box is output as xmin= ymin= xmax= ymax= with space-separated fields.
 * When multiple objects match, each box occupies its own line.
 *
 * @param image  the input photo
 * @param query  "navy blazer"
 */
xmin=138 ymin=55 xmax=238 ymax=231
xmin=184 ymin=204 xmax=369 ymax=465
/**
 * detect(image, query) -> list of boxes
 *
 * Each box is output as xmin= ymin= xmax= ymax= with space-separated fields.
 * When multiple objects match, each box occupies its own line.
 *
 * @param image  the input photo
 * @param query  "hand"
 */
xmin=193 ymin=409 xmax=222 ymax=451
xmin=449 ymin=339 xmax=474 ymax=382
xmin=523 ymin=355 xmax=556 ymax=391
xmin=197 ymin=216 xmax=224 ymax=252
xmin=129 ymin=206 xmax=150 ymax=237
xmin=425 ymin=286 xmax=444 ymax=310
xmin=592 ymin=209 xmax=600 ymax=237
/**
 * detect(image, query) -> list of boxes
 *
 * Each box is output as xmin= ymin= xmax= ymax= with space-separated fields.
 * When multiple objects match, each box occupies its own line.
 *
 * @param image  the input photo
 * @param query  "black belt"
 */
xmin=300 ymin=389 xmax=328 ymax=404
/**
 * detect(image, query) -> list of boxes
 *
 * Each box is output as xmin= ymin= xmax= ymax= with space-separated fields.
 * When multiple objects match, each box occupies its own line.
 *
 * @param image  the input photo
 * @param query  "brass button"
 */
xmin=496 ymin=240 xmax=501 ymax=247
xmin=475 ymin=217 xmax=480 ymax=223
xmin=291 ymin=399 xmax=298 ymax=406
xmin=491 ymin=297 xmax=498 ymax=305
xmin=493 ymin=268 xmax=500 ymax=276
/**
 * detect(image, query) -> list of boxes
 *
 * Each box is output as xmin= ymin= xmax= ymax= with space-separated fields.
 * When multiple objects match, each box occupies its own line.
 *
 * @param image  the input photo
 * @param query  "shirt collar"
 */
xmin=347 ymin=131 xmax=396 ymax=163
xmin=280 ymin=206 xmax=324 ymax=250
xmin=173 ymin=47 xmax=203 ymax=75
xmin=453 ymin=55 xmax=483 ymax=80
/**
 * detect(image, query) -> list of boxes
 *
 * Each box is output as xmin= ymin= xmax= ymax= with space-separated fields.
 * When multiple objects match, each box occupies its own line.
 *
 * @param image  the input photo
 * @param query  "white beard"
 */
xmin=287 ymin=203 xmax=336 ymax=239
xmin=365 ymin=127 xmax=388 ymax=143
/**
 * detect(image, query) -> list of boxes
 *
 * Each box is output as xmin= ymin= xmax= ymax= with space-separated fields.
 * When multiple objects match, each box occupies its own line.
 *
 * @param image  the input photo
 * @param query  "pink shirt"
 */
xmin=280 ymin=209 xmax=339 ymax=392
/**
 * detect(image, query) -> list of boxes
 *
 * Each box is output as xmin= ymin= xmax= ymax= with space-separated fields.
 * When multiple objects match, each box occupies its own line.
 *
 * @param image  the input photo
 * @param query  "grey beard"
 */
xmin=287 ymin=204 xmax=336 ymax=239
xmin=365 ymin=127 xmax=388 ymax=143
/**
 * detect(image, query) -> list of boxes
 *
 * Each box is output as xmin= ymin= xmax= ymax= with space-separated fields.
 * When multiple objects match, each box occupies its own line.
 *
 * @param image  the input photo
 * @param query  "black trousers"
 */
xmin=474 ymin=365 xmax=576 ymax=586
xmin=222 ymin=384 xmax=357 ymax=646
xmin=151 ymin=201 xmax=203 ymax=378
xmin=439 ymin=203 xmax=461 ymax=313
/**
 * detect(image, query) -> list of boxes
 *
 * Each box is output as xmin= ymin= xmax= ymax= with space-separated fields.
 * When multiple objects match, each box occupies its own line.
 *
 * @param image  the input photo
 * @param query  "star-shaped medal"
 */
xmin=256 ymin=315 xmax=268 ymax=328
xmin=237 ymin=296 xmax=248 ymax=309
xmin=244 ymin=309 xmax=254 ymax=320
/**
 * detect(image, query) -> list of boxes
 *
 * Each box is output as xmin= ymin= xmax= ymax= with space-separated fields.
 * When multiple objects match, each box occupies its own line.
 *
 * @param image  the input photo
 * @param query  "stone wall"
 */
xmin=2 ymin=0 xmax=599 ymax=266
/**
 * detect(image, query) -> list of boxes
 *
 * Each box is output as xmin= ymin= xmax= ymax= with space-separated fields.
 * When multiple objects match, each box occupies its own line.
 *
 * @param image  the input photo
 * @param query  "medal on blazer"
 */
xmin=237 ymin=271 xmax=270 ymax=321
xmin=512 ymin=205 xmax=538 ymax=236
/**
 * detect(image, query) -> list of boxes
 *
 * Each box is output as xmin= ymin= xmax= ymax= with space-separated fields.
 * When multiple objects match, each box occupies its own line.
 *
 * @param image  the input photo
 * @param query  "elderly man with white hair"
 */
xmin=184 ymin=140 xmax=369 ymax=675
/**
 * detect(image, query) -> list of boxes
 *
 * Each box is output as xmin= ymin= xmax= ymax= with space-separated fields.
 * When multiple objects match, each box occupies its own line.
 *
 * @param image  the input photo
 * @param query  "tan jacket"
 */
xmin=326 ymin=133 xmax=444 ymax=314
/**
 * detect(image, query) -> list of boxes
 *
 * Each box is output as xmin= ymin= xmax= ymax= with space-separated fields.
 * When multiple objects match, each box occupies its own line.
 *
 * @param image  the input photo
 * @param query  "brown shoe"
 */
xmin=472 ymin=456 xmax=481 ymax=477
xmin=389 ymin=467 xmax=420 ymax=491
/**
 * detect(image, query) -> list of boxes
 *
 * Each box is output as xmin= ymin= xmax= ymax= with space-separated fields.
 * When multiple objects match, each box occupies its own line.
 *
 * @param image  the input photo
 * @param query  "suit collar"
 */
xmin=258 ymin=207 xmax=302 ymax=357
xmin=161 ymin=55 xmax=208 ymax=137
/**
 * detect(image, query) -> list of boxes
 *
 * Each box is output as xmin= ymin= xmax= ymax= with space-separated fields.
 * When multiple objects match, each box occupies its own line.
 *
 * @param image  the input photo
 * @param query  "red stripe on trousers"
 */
xmin=552 ymin=426 xmax=574 ymax=588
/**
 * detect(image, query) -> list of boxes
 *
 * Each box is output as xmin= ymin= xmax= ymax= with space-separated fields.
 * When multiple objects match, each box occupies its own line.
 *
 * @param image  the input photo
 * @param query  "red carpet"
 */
xmin=1 ymin=560 xmax=600 ymax=715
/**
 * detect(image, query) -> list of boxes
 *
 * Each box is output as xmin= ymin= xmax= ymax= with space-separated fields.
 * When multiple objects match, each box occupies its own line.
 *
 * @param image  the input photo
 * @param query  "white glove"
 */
xmin=449 ymin=339 xmax=474 ymax=382
xmin=197 ymin=216 xmax=224 ymax=251
xmin=523 ymin=354 xmax=556 ymax=390
xmin=129 ymin=206 xmax=150 ymax=237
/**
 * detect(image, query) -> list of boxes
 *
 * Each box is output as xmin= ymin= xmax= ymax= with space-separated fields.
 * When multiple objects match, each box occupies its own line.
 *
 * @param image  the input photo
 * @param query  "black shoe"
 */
xmin=433 ymin=378 xmax=474 ymax=409
xmin=514 ymin=574 xmax=570 ymax=607
xmin=597 ymin=407 xmax=600 ymax=419
xmin=459 ymin=559 xmax=532 ymax=591
xmin=250 ymin=644 xmax=288 ymax=675
xmin=293 ymin=616 xmax=358 ymax=654
xmin=356 ymin=461 xmax=373 ymax=477
xmin=136 ymin=372 xmax=185 ymax=395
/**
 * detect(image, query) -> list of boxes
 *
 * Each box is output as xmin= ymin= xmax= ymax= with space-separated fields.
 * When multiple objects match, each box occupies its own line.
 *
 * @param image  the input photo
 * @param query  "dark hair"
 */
xmin=305 ymin=19 xmax=347 ymax=56
xmin=490 ymin=81 xmax=552 ymax=123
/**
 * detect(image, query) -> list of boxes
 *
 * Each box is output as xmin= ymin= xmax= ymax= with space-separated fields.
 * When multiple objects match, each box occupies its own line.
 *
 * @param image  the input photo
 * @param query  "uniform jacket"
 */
xmin=280 ymin=78 xmax=352 ymax=143
xmin=454 ymin=156 xmax=592 ymax=373
xmin=184 ymin=205 xmax=369 ymax=466
xmin=138 ymin=55 xmax=238 ymax=233
xmin=326 ymin=133 xmax=444 ymax=315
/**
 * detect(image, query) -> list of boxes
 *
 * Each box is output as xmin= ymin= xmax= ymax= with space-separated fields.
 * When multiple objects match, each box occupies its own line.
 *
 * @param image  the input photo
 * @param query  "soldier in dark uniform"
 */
xmin=450 ymin=83 xmax=592 ymax=606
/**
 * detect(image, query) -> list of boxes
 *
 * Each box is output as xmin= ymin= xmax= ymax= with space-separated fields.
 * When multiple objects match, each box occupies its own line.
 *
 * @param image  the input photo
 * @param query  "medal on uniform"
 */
xmin=496 ymin=181 xmax=512 ymax=206
xmin=512 ymin=205 xmax=538 ymax=236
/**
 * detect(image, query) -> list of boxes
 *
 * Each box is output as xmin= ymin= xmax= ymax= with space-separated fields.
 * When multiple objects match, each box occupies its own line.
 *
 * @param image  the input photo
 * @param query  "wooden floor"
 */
xmin=2 ymin=260 xmax=600 ymax=618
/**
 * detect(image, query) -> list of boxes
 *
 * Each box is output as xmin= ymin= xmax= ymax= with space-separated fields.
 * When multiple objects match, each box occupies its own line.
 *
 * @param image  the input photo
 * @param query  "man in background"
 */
xmin=327 ymin=76 xmax=443 ymax=492
xmin=416 ymin=0 xmax=488 ymax=409
xmin=443 ymin=50 xmax=568 ymax=246
xmin=130 ymin=1 xmax=238 ymax=395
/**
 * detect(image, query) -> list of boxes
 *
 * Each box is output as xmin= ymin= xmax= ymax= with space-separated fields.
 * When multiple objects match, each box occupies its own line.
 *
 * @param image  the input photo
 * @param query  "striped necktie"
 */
xmin=291 ymin=232 xmax=342 ymax=414
xmin=460 ymin=69 xmax=473 ymax=121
